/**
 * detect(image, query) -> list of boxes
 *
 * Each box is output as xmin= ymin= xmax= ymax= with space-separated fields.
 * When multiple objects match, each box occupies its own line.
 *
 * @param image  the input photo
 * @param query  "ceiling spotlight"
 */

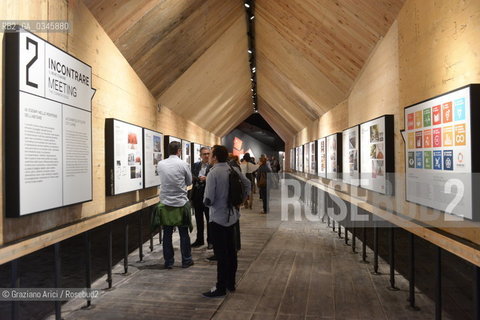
xmin=244 ymin=3 xmax=250 ymax=8
xmin=251 ymin=88 xmax=254 ymax=91
xmin=250 ymin=16 xmax=255 ymax=20
xmin=250 ymin=78 xmax=254 ymax=81
xmin=248 ymin=49 xmax=252 ymax=54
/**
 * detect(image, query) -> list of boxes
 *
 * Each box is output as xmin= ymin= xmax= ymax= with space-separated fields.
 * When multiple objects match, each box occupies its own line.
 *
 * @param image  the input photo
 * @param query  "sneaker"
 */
xmin=207 ymin=243 xmax=213 ymax=250
xmin=206 ymin=255 xmax=217 ymax=261
xmin=202 ymin=287 xmax=226 ymax=298
xmin=191 ymin=241 xmax=204 ymax=248
xmin=182 ymin=260 xmax=194 ymax=268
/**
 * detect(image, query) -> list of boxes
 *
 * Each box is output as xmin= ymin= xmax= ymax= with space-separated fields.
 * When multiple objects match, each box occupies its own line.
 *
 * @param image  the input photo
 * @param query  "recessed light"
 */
xmin=244 ymin=3 xmax=250 ymax=8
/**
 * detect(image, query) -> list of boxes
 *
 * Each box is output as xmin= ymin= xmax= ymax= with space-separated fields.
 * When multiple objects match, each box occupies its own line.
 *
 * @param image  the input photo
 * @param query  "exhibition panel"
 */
xmin=317 ymin=137 xmax=327 ymax=178
xmin=359 ymin=115 xmax=395 ymax=195
xmin=342 ymin=126 xmax=361 ymax=186
xmin=143 ymin=128 xmax=164 ymax=189
xmin=181 ymin=140 xmax=192 ymax=168
xmin=4 ymin=27 xmax=95 ymax=217
xmin=404 ymin=84 xmax=480 ymax=220
xmin=303 ymin=143 xmax=309 ymax=174
xmin=163 ymin=135 xmax=182 ymax=159
xmin=105 ymin=119 xmax=144 ymax=196
xmin=326 ymin=133 xmax=342 ymax=180
xmin=192 ymin=143 xmax=202 ymax=165
xmin=308 ymin=141 xmax=317 ymax=175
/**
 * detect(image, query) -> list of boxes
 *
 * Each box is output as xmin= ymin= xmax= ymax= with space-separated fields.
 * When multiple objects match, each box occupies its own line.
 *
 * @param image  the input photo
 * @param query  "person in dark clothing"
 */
xmin=191 ymin=147 xmax=212 ymax=248
xmin=257 ymin=156 xmax=272 ymax=214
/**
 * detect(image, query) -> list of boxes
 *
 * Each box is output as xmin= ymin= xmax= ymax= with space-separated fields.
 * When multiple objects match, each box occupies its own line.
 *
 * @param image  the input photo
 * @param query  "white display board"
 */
xmin=182 ymin=140 xmax=191 ymax=168
xmin=405 ymin=86 xmax=475 ymax=219
xmin=143 ymin=128 xmax=163 ymax=188
xmin=5 ymin=27 xmax=95 ymax=216
xmin=342 ymin=126 xmax=360 ymax=186
xmin=298 ymin=145 xmax=304 ymax=173
xmin=309 ymin=141 xmax=316 ymax=175
xmin=164 ymin=136 xmax=181 ymax=159
xmin=105 ymin=119 xmax=144 ymax=195
xmin=317 ymin=138 xmax=327 ymax=178
xmin=290 ymin=148 xmax=294 ymax=171
xmin=192 ymin=143 xmax=202 ymax=165
xmin=326 ymin=134 xmax=341 ymax=180
xmin=360 ymin=115 xmax=394 ymax=195
xmin=303 ymin=144 xmax=309 ymax=174
xmin=295 ymin=146 xmax=300 ymax=171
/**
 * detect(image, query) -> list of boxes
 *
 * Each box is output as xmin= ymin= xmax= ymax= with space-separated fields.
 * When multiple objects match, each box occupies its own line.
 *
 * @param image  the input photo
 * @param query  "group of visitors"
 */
xmin=155 ymin=142 xmax=252 ymax=298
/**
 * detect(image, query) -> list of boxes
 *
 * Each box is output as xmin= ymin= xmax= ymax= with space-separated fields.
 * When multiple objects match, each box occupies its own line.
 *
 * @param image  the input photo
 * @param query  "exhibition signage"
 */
xmin=309 ymin=141 xmax=316 ymax=175
xmin=290 ymin=148 xmax=294 ymax=171
xmin=326 ymin=133 xmax=342 ymax=180
xmin=5 ymin=27 xmax=95 ymax=217
xmin=105 ymin=119 xmax=144 ymax=195
xmin=164 ymin=136 xmax=181 ymax=159
xmin=303 ymin=143 xmax=309 ymax=174
xmin=143 ymin=128 xmax=164 ymax=188
xmin=298 ymin=145 xmax=304 ymax=173
xmin=317 ymin=137 xmax=327 ymax=178
xmin=192 ymin=143 xmax=201 ymax=165
xmin=404 ymin=85 xmax=480 ymax=219
xmin=359 ymin=115 xmax=394 ymax=195
xmin=342 ymin=126 xmax=360 ymax=186
xmin=182 ymin=140 xmax=191 ymax=168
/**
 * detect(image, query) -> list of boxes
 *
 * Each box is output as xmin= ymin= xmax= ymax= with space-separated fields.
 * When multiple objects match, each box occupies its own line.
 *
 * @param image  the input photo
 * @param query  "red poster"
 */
xmin=407 ymin=113 xmax=414 ymax=130
xmin=432 ymin=105 xmax=441 ymax=125
xmin=433 ymin=128 xmax=442 ymax=147
xmin=442 ymin=102 xmax=453 ymax=123
xmin=415 ymin=131 xmax=423 ymax=148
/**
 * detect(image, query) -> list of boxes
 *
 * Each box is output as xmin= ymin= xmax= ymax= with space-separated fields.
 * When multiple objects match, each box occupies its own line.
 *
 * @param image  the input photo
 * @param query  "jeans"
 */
xmin=211 ymin=222 xmax=238 ymax=292
xmin=162 ymin=226 xmax=192 ymax=267
xmin=193 ymin=204 xmax=210 ymax=244
xmin=259 ymin=187 xmax=269 ymax=213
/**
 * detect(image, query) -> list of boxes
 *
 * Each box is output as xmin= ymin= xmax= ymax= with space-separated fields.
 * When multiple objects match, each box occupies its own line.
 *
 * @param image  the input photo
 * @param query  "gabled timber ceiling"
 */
xmin=83 ymin=0 xmax=405 ymax=138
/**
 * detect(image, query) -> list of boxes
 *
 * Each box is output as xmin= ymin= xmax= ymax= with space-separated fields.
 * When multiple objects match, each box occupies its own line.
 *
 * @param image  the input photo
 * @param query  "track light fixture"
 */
xmin=244 ymin=0 xmax=257 ymax=113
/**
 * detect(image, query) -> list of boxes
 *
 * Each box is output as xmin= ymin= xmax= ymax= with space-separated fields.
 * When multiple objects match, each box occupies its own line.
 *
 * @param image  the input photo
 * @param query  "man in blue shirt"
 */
xmin=202 ymin=145 xmax=251 ymax=297
xmin=157 ymin=141 xmax=193 ymax=269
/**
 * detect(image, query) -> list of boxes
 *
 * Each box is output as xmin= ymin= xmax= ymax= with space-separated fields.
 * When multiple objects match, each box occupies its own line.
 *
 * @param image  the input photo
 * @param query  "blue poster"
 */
xmin=433 ymin=151 xmax=442 ymax=170
xmin=454 ymin=98 xmax=466 ymax=121
xmin=443 ymin=150 xmax=453 ymax=171
xmin=416 ymin=151 xmax=423 ymax=169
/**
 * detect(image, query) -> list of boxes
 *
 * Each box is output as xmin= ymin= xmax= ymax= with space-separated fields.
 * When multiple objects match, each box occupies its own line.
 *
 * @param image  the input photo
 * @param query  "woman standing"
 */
xmin=257 ymin=156 xmax=271 ymax=214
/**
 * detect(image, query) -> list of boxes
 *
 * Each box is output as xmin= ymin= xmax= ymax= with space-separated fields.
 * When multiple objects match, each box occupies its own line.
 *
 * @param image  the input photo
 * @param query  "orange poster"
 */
xmin=454 ymin=124 xmax=466 ymax=146
xmin=432 ymin=105 xmax=441 ymax=125
xmin=443 ymin=126 xmax=453 ymax=147
xmin=415 ymin=111 xmax=423 ymax=129
xmin=408 ymin=132 xmax=415 ymax=149
xmin=442 ymin=102 xmax=453 ymax=123
xmin=423 ymin=129 xmax=432 ymax=148
xmin=407 ymin=113 xmax=414 ymax=130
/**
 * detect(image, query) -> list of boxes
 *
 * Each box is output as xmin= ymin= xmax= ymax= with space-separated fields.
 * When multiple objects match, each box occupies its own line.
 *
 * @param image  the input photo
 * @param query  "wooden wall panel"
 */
xmin=0 ymin=0 xmax=219 ymax=245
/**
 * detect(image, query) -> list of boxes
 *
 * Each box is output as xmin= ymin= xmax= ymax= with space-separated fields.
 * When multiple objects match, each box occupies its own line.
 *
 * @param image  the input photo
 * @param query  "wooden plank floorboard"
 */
xmin=51 ymin=188 xmax=454 ymax=320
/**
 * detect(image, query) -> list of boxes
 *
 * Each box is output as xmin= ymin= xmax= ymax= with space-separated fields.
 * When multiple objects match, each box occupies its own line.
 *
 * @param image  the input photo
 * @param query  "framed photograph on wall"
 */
xmin=105 ymin=119 xmax=144 ymax=196
xmin=143 ymin=128 xmax=163 ymax=189
xmin=182 ymin=140 xmax=191 ymax=168
xmin=303 ymin=143 xmax=309 ymax=174
xmin=192 ymin=143 xmax=202 ymax=166
xmin=309 ymin=141 xmax=317 ymax=175
xmin=317 ymin=137 xmax=327 ymax=178
xmin=404 ymin=84 xmax=480 ymax=220
xmin=326 ymin=133 xmax=342 ymax=180
xmin=359 ymin=115 xmax=394 ymax=195
xmin=342 ymin=125 xmax=360 ymax=186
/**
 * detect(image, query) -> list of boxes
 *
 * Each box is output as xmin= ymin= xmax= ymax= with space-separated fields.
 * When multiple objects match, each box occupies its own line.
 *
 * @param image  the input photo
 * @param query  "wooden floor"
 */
xmin=51 ymin=189 xmax=450 ymax=320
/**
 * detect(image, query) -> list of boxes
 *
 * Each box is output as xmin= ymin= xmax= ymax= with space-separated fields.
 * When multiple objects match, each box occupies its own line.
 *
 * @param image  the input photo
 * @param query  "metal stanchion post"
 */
xmin=54 ymin=243 xmax=62 ymax=320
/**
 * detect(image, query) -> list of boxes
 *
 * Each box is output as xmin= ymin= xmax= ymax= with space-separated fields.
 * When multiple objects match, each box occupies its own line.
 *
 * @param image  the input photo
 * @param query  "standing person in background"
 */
xmin=257 ymin=156 xmax=272 ymax=214
xmin=156 ymin=141 xmax=194 ymax=269
xmin=202 ymin=145 xmax=251 ymax=297
xmin=270 ymin=156 xmax=280 ymax=189
xmin=228 ymin=153 xmax=241 ymax=170
xmin=191 ymin=147 xmax=212 ymax=249
xmin=241 ymin=153 xmax=258 ymax=209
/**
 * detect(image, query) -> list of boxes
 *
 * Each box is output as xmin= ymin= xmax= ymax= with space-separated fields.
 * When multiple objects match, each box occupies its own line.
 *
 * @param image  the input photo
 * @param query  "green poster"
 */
xmin=423 ymin=108 xmax=431 ymax=127
xmin=424 ymin=151 xmax=432 ymax=169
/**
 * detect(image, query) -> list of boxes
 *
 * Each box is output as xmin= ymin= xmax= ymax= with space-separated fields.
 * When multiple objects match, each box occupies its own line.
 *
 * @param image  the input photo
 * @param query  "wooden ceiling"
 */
xmin=83 ymin=0 xmax=405 ymax=138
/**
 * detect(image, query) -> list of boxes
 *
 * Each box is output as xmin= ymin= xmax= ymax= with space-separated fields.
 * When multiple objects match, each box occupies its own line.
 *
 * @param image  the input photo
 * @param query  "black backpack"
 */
xmin=228 ymin=164 xmax=245 ymax=208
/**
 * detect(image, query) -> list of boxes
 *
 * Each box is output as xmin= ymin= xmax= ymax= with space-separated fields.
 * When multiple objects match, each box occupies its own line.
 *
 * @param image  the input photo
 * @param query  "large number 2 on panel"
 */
xmin=26 ymin=37 xmax=38 ymax=88
xmin=444 ymin=179 xmax=464 ymax=220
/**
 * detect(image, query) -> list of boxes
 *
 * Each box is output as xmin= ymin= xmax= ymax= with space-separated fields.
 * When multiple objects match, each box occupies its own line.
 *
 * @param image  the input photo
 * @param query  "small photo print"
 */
xmin=128 ymin=153 xmax=135 ymax=166
xmin=116 ymin=160 xmax=121 ymax=166
xmin=153 ymin=135 xmax=162 ymax=152
xmin=372 ymin=160 xmax=385 ymax=178
xmin=130 ymin=166 xmax=136 ymax=179
xmin=153 ymin=153 xmax=163 ymax=166
xmin=128 ymin=132 xmax=138 ymax=149
xmin=370 ymin=125 xmax=383 ymax=143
